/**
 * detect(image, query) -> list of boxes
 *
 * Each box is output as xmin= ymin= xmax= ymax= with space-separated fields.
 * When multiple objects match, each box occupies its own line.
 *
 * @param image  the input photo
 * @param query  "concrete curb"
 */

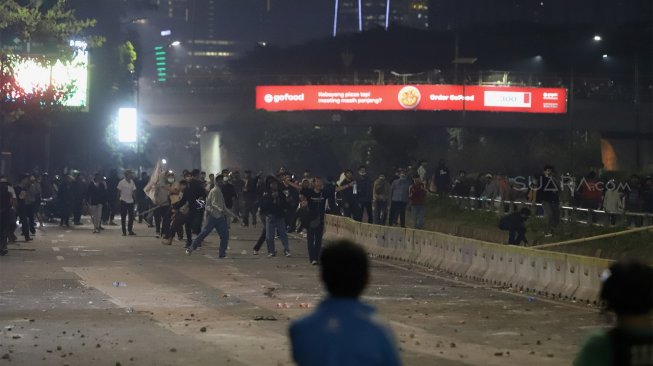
xmin=324 ymin=215 xmax=613 ymax=305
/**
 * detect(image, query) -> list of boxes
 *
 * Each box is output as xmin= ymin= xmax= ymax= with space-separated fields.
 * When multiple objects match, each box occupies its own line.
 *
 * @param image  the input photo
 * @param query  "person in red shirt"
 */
xmin=409 ymin=175 xmax=427 ymax=229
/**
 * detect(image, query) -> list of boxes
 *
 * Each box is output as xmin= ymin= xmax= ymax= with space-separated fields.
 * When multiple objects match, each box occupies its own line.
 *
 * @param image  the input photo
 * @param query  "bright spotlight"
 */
xmin=118 ymin=108 xmax=137 ymax=143
xmin=161 ymin=159 xmax=167 ymax=165
xmin=602 ymin=54 xmax=608 ymax=58
xmin=593 ymin=35 xmax=602 ymax=41
xmin=170 ymin=41 xmax=181 ymax=47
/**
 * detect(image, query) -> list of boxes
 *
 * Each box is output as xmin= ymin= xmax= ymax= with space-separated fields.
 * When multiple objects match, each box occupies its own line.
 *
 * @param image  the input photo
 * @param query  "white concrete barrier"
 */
xmin=325 ymin=215 xmax=613 ymax=303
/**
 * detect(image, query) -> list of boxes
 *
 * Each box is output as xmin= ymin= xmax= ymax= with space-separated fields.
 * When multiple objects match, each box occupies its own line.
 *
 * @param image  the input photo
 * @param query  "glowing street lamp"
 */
xmin=118 ymin=107 xmax=138 ymax=143
xmin=593 ymin=35 xmax=602 ymax=41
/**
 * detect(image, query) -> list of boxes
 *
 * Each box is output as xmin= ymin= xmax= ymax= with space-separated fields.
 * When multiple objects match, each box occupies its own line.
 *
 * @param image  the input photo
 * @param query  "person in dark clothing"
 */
xmin=57 ymin=175 xmax=74 ymax=228
xmin=217 ymin=174 xmax=237 ymax=211
xmin=538 ymin=165 xmax=560 ymax=237
xmin=105 ymin=169 xmax=119 ymax=225
xmin=71 ymin=172 xmax=87 ymax=225
xmin=86 ymin=173 xmax=107 ymax=233
xmin=286 ymin=177 xmax=351 ymax=264
xmin=184 ymin=169 xmax=208 ymax=245
xmin=0 ymin=176 xmax=15 ymax=256
xmin=355 ymin=166 xmax=373 ymax=223
xmin=339 ymin=170 xmax=358 ymax=219
xmin=259 ymin=179 xmax=291 ymax=257
xmin=241 ymin=170 xmax=259 ymax=227
xmin=435 ymin=159 xmax=451 ymax=198
xmin=281 ymin=173 xmax=300 ymax=232
xmin=499 ymin=208 xmax=531 ymax=245
xmin=451 ymin=170 xmax=471 ymax=196
xmin=574 ymin=260 xmax=653 ymax=366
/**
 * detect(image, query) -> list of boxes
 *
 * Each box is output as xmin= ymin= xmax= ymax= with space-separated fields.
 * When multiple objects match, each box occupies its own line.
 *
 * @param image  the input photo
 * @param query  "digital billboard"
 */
xmin=256 ymin=85 xmax=567 ymax=114
xmin=10 ymin=49 xmax=89 ymax=109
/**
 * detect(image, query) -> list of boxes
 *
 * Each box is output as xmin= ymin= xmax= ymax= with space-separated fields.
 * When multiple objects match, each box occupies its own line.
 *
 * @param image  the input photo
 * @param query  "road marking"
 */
xmin=57 ymin=234 xmax=65 ymax=238
xmin=52 ymin=247 xmax=60 ymax=252
xmin=56 ymin=256 xmax=64 ymax=261
xmin=51 ymin=240 xmax=58 ymax=244
xmin=82 ymin=250 xmax=101 ymax=252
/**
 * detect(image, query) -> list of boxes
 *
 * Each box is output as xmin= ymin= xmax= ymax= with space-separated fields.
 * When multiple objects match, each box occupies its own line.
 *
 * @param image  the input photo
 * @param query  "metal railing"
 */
xmin=449 ymin=195 xmax=653 ymax=228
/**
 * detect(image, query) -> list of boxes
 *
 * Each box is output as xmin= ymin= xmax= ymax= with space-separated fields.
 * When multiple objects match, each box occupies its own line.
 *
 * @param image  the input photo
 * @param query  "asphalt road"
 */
xmin=0 ymin=219 xmax=608 ymax=365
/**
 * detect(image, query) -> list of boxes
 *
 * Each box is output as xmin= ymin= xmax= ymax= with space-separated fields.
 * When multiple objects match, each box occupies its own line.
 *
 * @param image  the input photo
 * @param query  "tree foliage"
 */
xmin=0 ymin=0 xmax=101 ymax=126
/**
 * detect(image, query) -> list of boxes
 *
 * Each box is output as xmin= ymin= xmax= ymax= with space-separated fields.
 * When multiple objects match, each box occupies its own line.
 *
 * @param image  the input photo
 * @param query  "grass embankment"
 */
xmin=421 ymin=197 xmax=653 ymax=263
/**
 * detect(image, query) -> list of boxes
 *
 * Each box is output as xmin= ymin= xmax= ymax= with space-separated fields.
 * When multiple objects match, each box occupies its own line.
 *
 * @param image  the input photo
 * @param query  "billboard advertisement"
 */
xmin=256 ymin=85 xmax=567 ymax=114
xmin=10 ymin=49 xmax=89 ymax=109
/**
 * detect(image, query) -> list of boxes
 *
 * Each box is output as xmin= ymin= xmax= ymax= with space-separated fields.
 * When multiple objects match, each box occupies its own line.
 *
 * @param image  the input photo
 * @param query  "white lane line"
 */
xmin=52 ymin=247 xmax=60 ymax=252
xmin=51 ymin=240 xmax=58 ymax=244
xmin=57 ymin=234 xmax=64 ymax=238
xmin=56 ymin=256 xmax=64 ymax=261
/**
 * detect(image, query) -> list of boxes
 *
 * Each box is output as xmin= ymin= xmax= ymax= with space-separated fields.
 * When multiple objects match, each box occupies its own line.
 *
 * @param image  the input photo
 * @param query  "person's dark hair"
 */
xmin=600 ymin=260 xmax=653 ymax=316
xmin=320 ymin=240 xmax=369 ymax=298
xmin=191 ymin=169 xmax=201 ymax=177
xmin=543 ymin=164 xmax=554 ymax=171
xmin=215 ymin=175 xmax=223 ymax=183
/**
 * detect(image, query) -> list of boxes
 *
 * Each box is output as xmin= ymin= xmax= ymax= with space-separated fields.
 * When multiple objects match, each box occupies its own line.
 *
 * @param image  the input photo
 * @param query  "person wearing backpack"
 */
xmin=574 ymin=260 xmax=653 ymax=366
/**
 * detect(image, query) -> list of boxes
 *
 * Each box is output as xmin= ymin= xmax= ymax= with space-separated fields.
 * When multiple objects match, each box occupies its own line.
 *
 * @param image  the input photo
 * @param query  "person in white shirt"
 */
xmin=117 ymin=170 xmax=137 ymax=236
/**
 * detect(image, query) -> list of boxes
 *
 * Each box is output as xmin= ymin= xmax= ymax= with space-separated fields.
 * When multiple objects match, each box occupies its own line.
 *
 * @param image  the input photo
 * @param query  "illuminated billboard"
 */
xmin=256 ymin=85 xmax=567 ymax=114
xmin=10 ymin=49 xmax=89 ymax=109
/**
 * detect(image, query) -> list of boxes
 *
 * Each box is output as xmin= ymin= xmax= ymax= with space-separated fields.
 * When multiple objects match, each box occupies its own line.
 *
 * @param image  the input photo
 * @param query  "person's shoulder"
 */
xmin=573 ymin=331 xmax=612 ymax=366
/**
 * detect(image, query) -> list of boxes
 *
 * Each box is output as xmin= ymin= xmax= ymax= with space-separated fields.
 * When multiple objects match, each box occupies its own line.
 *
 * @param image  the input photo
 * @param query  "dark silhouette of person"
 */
xmin=574 ymin=260 xmax=653 ymax=365
xmin=289 ymin=240 xmax=401 ymax=366
xmin=499 ymin=208 xmax=531 ymax=245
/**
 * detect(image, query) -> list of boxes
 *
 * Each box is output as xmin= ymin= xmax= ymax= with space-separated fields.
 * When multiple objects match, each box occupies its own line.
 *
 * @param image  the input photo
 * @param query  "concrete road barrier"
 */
xmin=325 ymin=215 xmax=613 ymax=303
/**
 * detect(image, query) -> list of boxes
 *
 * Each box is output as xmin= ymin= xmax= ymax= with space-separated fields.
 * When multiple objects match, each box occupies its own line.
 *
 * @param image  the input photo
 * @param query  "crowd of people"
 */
xmin=2 ymin=164 xmax=418 ymax=262
xmin=2 ymin=160 xmax=652 ymax=256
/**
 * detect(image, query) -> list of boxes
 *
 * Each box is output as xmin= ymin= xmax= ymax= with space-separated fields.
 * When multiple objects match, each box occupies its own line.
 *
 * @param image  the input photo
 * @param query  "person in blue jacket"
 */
xmin=289 ymin=240 xmax=402 ymax=366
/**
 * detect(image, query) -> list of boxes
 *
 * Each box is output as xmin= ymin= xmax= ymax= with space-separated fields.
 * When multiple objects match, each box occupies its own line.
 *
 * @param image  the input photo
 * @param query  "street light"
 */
xmin=602 ymin=54 xmax=608 ymax=59
xmin=170 ymin=41 xmax=180 ymax=47
xmin=593 ymin=35 xmax=602 ymax=42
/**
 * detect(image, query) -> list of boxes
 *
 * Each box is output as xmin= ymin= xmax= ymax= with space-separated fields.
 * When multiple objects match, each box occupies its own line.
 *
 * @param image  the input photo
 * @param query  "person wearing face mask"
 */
xmin=86 ymin=173 xmax=107 ymax=233
xmin=389 ymin=169 xmax=410 ymax=228
xmin=355 ymin=166 xmax=373 ymax=223
xmin=373 ymin=173 xmax=391 ymax=225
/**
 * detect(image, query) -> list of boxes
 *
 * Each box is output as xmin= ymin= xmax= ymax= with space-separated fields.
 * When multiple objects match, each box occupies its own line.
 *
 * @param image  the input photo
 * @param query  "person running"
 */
xmin=186 ymin=176 xmax=229 ymax=257
xmin=289 ymin=240 xmax=401 ymax=366
xmin=574 ymin=260 xmax=653 ymax=366
xmin=117 ymin=169 xmax=137 ymax=236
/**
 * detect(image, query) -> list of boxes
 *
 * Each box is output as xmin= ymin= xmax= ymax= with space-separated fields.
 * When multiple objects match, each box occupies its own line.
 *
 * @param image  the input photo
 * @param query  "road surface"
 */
xmin=0 ymin=220 xmax=607 ymax=365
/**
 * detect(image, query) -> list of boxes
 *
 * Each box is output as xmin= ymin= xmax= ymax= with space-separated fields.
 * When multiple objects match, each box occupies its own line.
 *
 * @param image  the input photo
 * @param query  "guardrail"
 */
xmin=449 ymin=195 xmax=653 ymax=227
xmin=324 ymin=214 xmax=613 ymax=305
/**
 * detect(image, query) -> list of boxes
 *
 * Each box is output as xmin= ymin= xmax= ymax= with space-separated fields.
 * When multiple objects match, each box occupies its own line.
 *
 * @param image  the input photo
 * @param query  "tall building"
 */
xmin=333 ymin=0 xmax=429 ymax=36
xmin=428 ymin=0 xmax=651 ymax=31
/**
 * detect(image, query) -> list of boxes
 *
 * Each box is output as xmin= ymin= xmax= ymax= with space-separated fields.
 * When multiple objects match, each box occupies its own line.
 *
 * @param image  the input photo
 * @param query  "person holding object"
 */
xmin=498 ymin=208 xmax=531 ymax=245
xmin=186 ymin=176 xmax=229 ymax=257
xmin=289 ymin=240 xmax=401 ymax=366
